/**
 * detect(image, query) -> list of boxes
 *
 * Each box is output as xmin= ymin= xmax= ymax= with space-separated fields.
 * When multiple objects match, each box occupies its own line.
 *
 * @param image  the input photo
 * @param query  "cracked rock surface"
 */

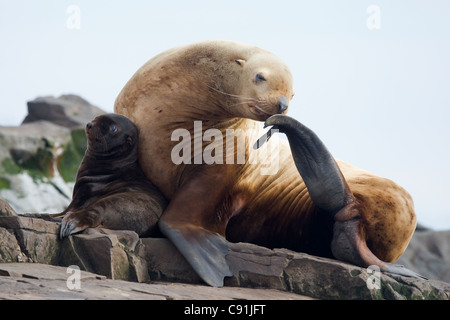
xmin=0 ymin=263 xmax=306 ymax=300
xmin=1 ymin=207 xmax=449 ymax=300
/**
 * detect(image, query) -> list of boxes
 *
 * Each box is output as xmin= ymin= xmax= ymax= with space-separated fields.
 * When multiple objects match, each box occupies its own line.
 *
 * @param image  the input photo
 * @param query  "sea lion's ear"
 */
xmin=235 ymin=59 xmax=246 ymax=67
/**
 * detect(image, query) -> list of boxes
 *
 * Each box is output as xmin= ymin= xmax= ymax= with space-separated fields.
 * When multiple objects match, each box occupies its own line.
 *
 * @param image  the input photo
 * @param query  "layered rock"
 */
xmin=22 ymin=95 xmax=105 ymax=128
xmin=0 ymin=95 xmax=105 ymax=213
xmin=0 ymin=204 xmax=449 ymax=300
xmin=0 ymin=263 xmax=307 ymax=300
xmin=398 ymin=229 xmax=450 ymax=283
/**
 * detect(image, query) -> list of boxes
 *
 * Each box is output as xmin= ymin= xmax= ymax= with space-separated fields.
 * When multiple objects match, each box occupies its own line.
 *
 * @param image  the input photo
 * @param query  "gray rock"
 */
xmin=0 ymin=263 xmax=307 ymax=300
xmin=0 ymin=262 xmax=105 ymax=281
xmin=398 ymin=230 xmax=450 ymax=283
xmin=0 ymin=227 xmax=29 ymax=263
xmin=138 ymin=237 xmax=202 ymax=284
xmin=0 ymin=121 xmax=71 ymax=165
xmin=0 ymin=213 xmax=449 ymax=300
xmin=141 ymin=238 xmax=450 ymax=300
xmin=0 ymin=199 xmax=17 ymax=217
xmin=66 ymin=228 xmax=149 ymax=282
xmin=0 ymin=95 xmax=107 ymax=214
xmin=23 ymin=94 xmax=105 ymax=128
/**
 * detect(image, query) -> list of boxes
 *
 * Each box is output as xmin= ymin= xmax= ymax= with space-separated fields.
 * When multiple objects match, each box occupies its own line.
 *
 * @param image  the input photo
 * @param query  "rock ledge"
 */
xmin=1 ymin=211 xmax=449 ymax=300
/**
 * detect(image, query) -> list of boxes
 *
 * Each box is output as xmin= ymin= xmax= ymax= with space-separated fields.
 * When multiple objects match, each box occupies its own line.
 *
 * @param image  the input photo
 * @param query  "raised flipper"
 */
xmin=263 ymin=114 xmax=425 ymax=279
xmin=263 ymin=115 xmax=354 ymax=215
xmin=159 ymin=220 xmax=232 ymax=287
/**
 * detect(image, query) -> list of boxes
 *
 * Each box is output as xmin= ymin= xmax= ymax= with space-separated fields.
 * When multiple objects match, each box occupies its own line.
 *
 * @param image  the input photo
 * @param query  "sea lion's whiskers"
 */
xmin=228 ymin=100 xmax=259 ymax=108
xmin=251 ymin=102 xmax=272 ymax=115
xmin=207 ymin=85 xmax=255 ymax=101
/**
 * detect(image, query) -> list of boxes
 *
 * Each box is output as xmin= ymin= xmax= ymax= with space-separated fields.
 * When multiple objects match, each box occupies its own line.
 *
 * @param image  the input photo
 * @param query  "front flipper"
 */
xmin=159 ymin=220 xmax=232 ymax=287
xmin=264 ymin=114 xmax=425 ymax=279
xmin=60 ymin=209 xmax=101 ymax=238
xmin=157 ymin=165 xmax=234 ymax=287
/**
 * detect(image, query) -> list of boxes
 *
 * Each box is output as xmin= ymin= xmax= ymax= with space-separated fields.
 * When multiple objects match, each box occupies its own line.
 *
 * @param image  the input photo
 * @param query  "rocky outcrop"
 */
xmin=0 ymin=95 xmax=105 ymax=214
xmin=22 ymin=95 xmax=105 ymax=128
xmin=1 ymin=203 xmax=449 ymax=300
xmin=398 ymin=229 xmax=450 ymax=283
xmin=0 ymin=263 xmax=307 ymax=300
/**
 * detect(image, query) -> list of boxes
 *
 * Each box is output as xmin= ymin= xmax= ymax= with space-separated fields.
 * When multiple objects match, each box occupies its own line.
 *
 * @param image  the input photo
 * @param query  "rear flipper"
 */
xmin=331 ymin=209 xmax=427 ymax=279
xmin=264 ymin=114 xmax=425 ymax=280
xmin=159 ymin=219 xmax=232 ymax=287
xmin=382 ymin=263 xmax=427 ymax=279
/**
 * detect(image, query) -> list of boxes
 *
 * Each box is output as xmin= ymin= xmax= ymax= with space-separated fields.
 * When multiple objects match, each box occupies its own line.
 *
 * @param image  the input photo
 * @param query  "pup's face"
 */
xmin=85 ymin=113 xmax=138 ymax=157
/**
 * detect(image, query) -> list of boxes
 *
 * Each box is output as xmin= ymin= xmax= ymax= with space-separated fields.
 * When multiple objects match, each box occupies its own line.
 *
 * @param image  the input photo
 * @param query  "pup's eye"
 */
xmin=110 ymin=125 xmax=118 ymax=133
xmin=255 ymin=73 xmax=266 ymax=83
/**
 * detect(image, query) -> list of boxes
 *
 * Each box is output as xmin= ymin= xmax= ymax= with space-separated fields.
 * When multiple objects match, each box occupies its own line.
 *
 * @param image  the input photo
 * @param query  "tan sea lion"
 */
xmin=111 ymin=40 xmax=419 ymax=287
xmin=59 ymin=113 xmax=167 ymax=238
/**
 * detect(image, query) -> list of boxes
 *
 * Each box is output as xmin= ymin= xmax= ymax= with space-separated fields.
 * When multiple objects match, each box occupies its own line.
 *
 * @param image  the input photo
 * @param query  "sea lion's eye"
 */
xmin=255 ymin=73 xmax=266 ymax=83
xmin=110 ymin=125 xmax=118 ymax=133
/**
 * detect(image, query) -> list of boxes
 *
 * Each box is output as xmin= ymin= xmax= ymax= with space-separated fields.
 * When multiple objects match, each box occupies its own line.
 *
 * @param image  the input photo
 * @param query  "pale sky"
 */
xmin=1 ymin=0 xmax=449 ymax=230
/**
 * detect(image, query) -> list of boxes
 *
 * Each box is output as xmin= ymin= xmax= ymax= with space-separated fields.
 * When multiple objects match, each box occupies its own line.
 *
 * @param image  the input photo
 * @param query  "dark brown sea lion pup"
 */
xmin=107 ymin=40 xmax=419 ymax=287
xmin=59 ymin=113 xmax=167 ymax=238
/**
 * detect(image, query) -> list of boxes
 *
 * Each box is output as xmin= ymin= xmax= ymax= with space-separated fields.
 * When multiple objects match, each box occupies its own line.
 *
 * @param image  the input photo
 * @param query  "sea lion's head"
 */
xmin=85 ymin=113 xmax=138 ymax=159
xmin=233 ymin=52 xmax=294 ymax=121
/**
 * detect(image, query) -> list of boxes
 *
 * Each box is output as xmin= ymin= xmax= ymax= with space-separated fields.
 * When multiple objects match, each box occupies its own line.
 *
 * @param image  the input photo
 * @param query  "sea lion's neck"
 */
xmin=78 ymin=152 xmax=138 ymax=177
xmin=72 ymin=154 xmax=141 ymax=201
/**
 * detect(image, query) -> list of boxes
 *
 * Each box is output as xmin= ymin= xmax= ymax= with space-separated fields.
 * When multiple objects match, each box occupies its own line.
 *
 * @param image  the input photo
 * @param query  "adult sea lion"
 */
xmin=111 ymin=40 xmax=418 ymax=287
xmin=59 ymin=113 xmax=167 ymax=238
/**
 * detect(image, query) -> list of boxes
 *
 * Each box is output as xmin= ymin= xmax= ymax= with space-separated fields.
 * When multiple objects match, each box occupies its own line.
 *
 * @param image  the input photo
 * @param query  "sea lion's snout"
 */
xmin=85 ymin=121 xmax=94 ymax=136
xmin=277 ymin=96 xmax=288 ymax=114
xmin=86 ymin=117 xmax=100 ymax=131
xmin=85 ymin=118 xmax=102 ymax=136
